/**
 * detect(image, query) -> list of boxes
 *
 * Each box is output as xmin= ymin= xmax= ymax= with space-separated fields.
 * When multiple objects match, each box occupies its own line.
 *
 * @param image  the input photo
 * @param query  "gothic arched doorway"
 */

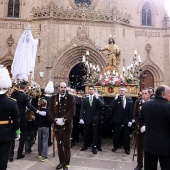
xmin=143 ymin=70 xmax=154 ymax=88
xmin=69 ymin=63 xmax=87 ymax=90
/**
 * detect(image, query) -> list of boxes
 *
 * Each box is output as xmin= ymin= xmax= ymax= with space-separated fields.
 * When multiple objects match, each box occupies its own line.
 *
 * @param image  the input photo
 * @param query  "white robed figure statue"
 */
xmin=11 ymin=25 xmax=39 ymax=81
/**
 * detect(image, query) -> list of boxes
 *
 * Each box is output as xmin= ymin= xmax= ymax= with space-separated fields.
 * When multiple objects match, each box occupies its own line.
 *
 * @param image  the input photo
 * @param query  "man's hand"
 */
xmin=115 ymin=94 xmax=119 ymax=100
xmin=15 ymin=129 xmax=20 ymax=140
xmin=55 ymin=118 xmax=65 ymax=126
xmin=79 ymin=119 xmax=84 ymax=124
xmin=128 ymin=122 xmax=132 ymax=127
xmin=38 ymin=111 xmax=46 ymax=116
xmin=140 ymin=126 xmax=145 ymax=133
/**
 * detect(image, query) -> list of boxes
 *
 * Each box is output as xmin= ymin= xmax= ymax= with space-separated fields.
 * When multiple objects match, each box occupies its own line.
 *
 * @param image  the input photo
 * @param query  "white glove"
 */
xmin=15 ymin=135 xmax=20 ymax=141
xmin=128 ymin=122 xmax=132 ymax=127
xmin=95 ymin=94 xmax=99 ymax=99
xmin=140 ymin=126 xmax=145 ymax=133
xmin=115 ymin=94 xmax=119 ymax=100
xmin=38 ymin=111 xmax=46 ymax=116
xmin=132 ymin=119 xmax=135 ymax=123
xmin=55 ymin=118 xmax=65 ymax=126
xmin=79 ymin=119 xmax=84 ymax=124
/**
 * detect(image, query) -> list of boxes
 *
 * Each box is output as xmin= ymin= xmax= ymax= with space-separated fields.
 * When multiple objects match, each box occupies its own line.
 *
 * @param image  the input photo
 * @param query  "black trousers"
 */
xmin=0 ymin=141 xmax=11 ymax=170
xmin=136 ymin=133 xmax=144 ymax=166
xmin=84 ymin=121 xmax=99 ymax=148
xmin=9 ymin=140 xmax=15 ymax=157
xmin=18 ymin=128 xmax=27 ymax=156
xmin=56 ymin=129 xmax=72 ymax=166
xmin=97 ymin=121 xmax=104 ymax=148
xmin=113 ymin=123 xmax=130 ymax=150
xmin=144 ymin=151 xmax=170 ymax=170
xmin=71 ymin=117 xmax=80 ymax=142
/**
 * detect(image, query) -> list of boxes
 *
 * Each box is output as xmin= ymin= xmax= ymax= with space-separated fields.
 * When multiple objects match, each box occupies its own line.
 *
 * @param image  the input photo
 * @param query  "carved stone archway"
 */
xmin=140 ymin=64 xmax=163 ymax=88
xmin=53 ymin=46 xmax=107 ymax=83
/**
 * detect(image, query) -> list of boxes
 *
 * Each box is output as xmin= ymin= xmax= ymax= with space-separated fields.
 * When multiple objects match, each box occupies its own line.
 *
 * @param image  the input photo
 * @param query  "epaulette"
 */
xmin=8 ymin=96 xmax=16 ymax=101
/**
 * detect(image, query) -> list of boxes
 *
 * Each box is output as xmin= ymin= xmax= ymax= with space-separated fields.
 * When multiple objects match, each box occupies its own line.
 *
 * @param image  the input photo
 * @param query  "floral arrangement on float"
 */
xmin=94 ymin=69 xmax=134 ymax=87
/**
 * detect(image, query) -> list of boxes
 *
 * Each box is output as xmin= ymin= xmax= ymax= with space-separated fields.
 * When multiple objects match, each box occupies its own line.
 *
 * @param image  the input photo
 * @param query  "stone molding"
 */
xmin=31 ymin=4 xmax=131 ymax=25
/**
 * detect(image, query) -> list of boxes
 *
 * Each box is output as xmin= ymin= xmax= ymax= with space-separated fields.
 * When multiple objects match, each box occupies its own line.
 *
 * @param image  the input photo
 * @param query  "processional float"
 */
xmin=83 ymin=38 xmax=140 ymax=97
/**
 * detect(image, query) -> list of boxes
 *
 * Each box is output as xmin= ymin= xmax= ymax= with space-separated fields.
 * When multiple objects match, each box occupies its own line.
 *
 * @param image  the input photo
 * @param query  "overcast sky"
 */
xmin=165 ymin=0 xmax=170 ymax=15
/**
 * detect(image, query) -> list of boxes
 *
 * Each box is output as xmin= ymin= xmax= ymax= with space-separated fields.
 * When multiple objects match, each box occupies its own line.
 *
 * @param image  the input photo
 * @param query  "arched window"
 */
xmin=142 ymin=4 xmax=152 ymax=26
xmin=7 ymin=0 xmax=20 ymax=18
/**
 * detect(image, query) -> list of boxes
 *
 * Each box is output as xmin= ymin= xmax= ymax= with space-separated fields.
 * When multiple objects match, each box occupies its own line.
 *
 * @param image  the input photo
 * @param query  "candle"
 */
xmin=134 ymin=50 xmax=137 ymax=56
xmin=127 ymin=65 xmax=130 ymax=71
xmin=86 ymin=51 xmax=89 ymax=56
xmin=82 ymin=55 xmax=86 ymax=62
xmin=122 ymin=67 xmax=125 ymax=73
xmin=138 ymin=55 xmax=141 ymax=63
xmin=113 ymin=70 xmax=115 ymax=75
xmin=89 ymin=63 xmax=92 ymax=68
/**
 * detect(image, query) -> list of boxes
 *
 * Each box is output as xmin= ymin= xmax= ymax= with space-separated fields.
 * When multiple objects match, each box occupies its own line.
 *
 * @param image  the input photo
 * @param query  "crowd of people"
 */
xmin=1 ymin=68 xmax=170 ymax=170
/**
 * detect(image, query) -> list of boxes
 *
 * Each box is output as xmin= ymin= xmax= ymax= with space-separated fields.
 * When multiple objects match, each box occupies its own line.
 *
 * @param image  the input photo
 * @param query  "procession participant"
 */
xmin=0 ymin=65 xmax=20 ymax=170
xmin=140 ymin=85 xmax=170 ymax=170
xmin=50 ymin=82 xmax=76 ymax=170
xmin=110 ymin=86 xmax=133 ymax=154
xmin=79 ymin=86 xmax=104 ymax=154
xmin=133 ymin=89 xmax=150 ymax=170
xmin=10 ymin=81 xmax=46 ymax=159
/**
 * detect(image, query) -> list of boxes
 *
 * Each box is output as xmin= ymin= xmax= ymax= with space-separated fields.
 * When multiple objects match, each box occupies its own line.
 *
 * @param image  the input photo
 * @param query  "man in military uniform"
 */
xmin=133 ymin=89 xmax=150 ymax=170
xmin=0 ymin=65 xmax=20 ymax=170
xmin=50 ymin=82 xmax=76 ymax=170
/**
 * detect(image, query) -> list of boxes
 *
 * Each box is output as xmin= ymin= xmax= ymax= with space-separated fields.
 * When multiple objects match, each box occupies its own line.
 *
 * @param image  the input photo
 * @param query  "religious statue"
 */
xmin=99 ymin=38 xmax=121 ymax=69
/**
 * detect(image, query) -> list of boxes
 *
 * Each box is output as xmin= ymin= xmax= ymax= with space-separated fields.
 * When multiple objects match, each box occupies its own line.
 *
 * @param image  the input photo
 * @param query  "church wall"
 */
xmin=0 ymin=0 xmax=169 ymax=88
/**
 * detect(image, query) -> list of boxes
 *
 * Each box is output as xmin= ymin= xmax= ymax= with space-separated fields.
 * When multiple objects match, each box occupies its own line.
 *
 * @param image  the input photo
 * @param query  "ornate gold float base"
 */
xmin=85 ymin=84 xmax=139 ymax=97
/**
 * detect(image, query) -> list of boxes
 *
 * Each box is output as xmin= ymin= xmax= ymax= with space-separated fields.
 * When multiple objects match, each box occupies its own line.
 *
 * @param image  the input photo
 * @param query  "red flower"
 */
xmin=109 ymin=77 xmax=113 ymax=81
xmin=105 ymin=81 xmax=109 ymax=86
xmin=115 ymin=81 xmax=120 ymax=86
xmin=124 ymin=82 xmax=128 ymax=86
xmin=102 ymin=75 xmax=106 ymax=78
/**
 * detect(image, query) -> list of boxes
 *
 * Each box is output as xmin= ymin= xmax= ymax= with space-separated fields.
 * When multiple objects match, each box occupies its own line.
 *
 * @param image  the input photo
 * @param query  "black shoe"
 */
xmin=63 ymin=166 xmax=68 ymax=170
xmin=17 ymin=154 xmax=25 ymax=159
xmin=92 ymin=148 xmax=97 ymax=154
xmin=9 ymin=156 xmax=13 ymax=162
xmin=134 ymin=164 xmax=143 ymax=170
xmin=112 ymin=147 xmax=117 ymax=152
xmin=97 ymin=147 xmax=102 ymax=151
xmin=80 ymin=146 xmax=87 ymax=151
xmin=71 ymin=141 xmax=75 ymax=147
xmin=125 ymin=150 xmax=130 ymax=155
xmin=56 ymin=163 xmax=63 ymax=169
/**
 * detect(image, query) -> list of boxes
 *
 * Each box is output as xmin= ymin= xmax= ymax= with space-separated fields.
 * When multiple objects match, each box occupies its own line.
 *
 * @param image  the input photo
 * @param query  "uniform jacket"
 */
xmin=110 ymin=96 xmax=133 ymax=124
xmin=11 ymin=90 xmax=37 ymax=122
xmin=80 ymin=95 xmax=104 ymax=123
xmin=140 ymin=96 xmax=170 ymax=156
xmin=0 ymin=94 xmax=20 ymax=143
xmin=49 ymin=93 xmax=76 ymax=130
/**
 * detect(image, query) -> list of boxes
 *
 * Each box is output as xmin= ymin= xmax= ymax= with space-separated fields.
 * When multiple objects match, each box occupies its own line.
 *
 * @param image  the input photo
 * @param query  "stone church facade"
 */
xmin=0 ymin=0 xmax=169 ymax=89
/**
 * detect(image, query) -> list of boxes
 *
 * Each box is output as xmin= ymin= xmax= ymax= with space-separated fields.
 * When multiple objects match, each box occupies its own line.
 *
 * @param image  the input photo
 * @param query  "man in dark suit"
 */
xmin=110 ymin=86 xmax=133 ymax=154
xmin=50 ymin=82 xmax=76 ymax=170
xmin=133 ymin=89 xmax=150 ymax=170
xmin=0 ymin=66 xmax=20 ymax=170
xmin=79 ymin=86 xmax=104 ymax=154
xmin=71 ymin=90 xmax=82 ymax=146
xmin=140 ymin=85 xmax=170 ymax=170
xmin=10 ymin=81 xmax=44 ymax=160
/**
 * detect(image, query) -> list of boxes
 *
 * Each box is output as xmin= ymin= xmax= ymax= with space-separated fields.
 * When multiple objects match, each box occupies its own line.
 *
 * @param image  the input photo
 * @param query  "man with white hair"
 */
xmin=110 ymin=86 xmax=133 ymax=154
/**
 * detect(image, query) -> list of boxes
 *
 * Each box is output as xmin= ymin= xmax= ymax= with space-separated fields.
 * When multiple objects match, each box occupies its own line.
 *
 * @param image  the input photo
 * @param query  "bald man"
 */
xmin=50 ymin=82 xmax=76 ymax=170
